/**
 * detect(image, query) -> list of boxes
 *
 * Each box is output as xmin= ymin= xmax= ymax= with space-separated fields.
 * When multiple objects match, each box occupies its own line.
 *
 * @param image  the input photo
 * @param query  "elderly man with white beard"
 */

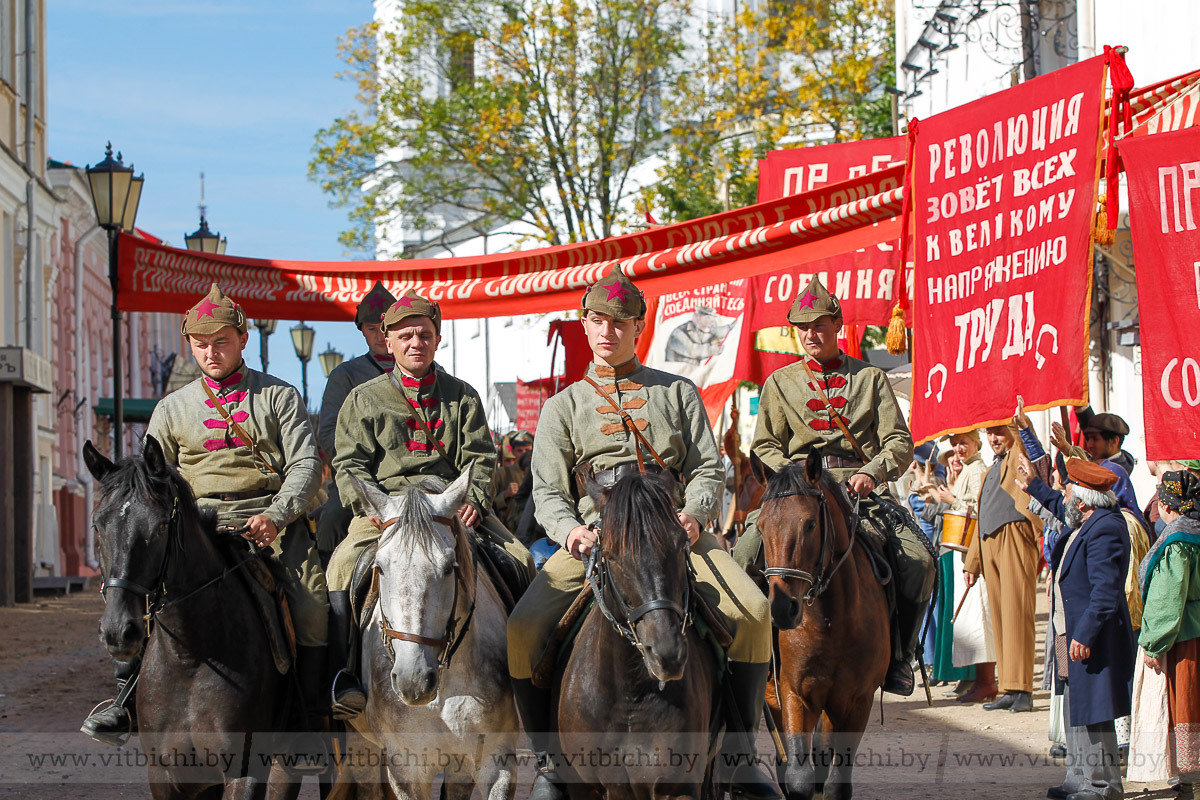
xmin=1020 ymin=458 xmax=1136 ymax=800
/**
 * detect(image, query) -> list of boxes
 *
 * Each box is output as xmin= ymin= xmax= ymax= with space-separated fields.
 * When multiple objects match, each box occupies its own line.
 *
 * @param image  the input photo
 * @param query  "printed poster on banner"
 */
xmin=1118 ymin=126 xmax=1200 ymax=460
xmin=755 ymin=137 xmax=907 ymax=328
xmin=909 ymin=54 xmax=1108 ymax=443
xmin=645 ymin=282 xmax=748 ymax=395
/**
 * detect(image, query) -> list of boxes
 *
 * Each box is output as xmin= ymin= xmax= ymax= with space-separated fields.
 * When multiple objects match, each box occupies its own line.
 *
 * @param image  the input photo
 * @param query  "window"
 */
xmin=446 ymin=31 xmax=475 ymax=93
xmin=0 ymin=0 xmax=11 ymax=86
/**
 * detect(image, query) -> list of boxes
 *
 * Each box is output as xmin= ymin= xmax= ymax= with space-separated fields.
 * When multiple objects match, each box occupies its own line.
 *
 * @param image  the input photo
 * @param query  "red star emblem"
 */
xmin=605 ymin=283 xmax=630 ymax=303
xmin=195 ymin=298 xmax=220 ymax=319
xmin=797 ymin=291 xmax=817 ymax=309
xmin=394 ymin=296 xmax=415 ymax=309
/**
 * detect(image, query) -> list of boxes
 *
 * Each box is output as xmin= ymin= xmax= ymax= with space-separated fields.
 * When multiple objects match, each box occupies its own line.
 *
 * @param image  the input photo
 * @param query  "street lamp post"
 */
xmin=183 ymin=172 xmax=227 ymax=254
xmin=319 ymin=343 xmax=344 ymax=378
xmin=85 ymin=143 xmax=143 ymax=460
xmin=290 ymin=322 xmax=315 ymax=406
xmin=253 ymin=318 xmax=277 ymax=373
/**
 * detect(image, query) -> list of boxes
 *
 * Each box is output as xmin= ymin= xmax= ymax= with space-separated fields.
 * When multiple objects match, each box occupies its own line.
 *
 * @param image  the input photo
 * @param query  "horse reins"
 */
xmin=761 ymin=480 xmax=861 ymax=605
xmin=585 ymin=522 xmax=693 ymax=651
xmin=370 ymin=513 xmax=476 ymax=671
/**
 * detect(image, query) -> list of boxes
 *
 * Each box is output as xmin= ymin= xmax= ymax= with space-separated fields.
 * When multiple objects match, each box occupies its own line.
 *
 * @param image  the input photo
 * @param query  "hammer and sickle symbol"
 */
xmin=1035 ymin=325 xmax=1059 ymax=370
xmin=925 ymin=363 xmax=948 ymax=403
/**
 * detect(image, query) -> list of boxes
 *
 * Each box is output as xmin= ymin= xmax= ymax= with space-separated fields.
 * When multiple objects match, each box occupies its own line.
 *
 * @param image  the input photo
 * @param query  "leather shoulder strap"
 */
xmin=388 ymin=370 xmax=453 ymax=464
xmin=581 ymin=374 xmax=668 ymax=472
xmin=799 ymin=360 xmax=869 ymax=464
xmin=201 ymin=378 xmax=279 ymax=475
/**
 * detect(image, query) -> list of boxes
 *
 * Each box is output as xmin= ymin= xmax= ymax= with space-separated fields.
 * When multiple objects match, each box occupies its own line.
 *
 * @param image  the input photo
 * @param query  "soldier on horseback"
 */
xmin=327 ymin=289 xmax=535 ymax=718
xmin=82 ymin=283 xmax=332 ymax=748
xmin=732 ymin=276 xmax=937 ymax=697
xmin=508 ymin=267 xmax=782 ymax=800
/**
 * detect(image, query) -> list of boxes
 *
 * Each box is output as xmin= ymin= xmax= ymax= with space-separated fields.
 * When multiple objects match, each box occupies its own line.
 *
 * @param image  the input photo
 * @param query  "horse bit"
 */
xmin=585 ymin=521 xmax=694 ymax=651
xmin=371 ymin=514 xmax=475 ymax=671
xmin=760 ymin=483 xmax=860 ymax=605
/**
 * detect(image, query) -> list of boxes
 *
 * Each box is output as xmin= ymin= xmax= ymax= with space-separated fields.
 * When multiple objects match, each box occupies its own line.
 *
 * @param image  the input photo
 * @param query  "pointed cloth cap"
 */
xmin=181 ymin=283 xmax=247 ymax=336
xmin=581 ymin=266 xmax=646 ymax=320
xmin=787 ymin=276 xmax=843 ymax=325
xmin=381 ymin=289 xmax=442 ymax=333
xmin=355 ymin=281 xmax=398 ymax=329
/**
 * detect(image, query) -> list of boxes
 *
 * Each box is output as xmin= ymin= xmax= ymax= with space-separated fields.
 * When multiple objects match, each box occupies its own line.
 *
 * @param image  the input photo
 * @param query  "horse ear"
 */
xmin=349 ymin=474 xmax=391 ymax=519
xmin=438 ymin=461 xmax=475 ymax=513
xmin=143 ymin=435 xmax=168 ymax=476
xmin=586 ymin=478 xmax=611 ymax=514
xmin=805 ymin=451 xmax=823 ymax=484
xmin=83 ymin=440 xmax=115 ymax=482
xmin=749 ymin=452 xmax=775 ymax=486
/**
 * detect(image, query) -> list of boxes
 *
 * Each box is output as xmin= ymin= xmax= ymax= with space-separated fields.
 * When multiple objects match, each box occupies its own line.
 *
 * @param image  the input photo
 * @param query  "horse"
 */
xmin=755 ymin=453 xmax=889 ymax=800
xmin=557 ymin=470 xmax=720 ymax=800
xmin=83 ymin=436 xmax=301 ymax=800
xmin=339 ymin=465 xmax=517 ymax=800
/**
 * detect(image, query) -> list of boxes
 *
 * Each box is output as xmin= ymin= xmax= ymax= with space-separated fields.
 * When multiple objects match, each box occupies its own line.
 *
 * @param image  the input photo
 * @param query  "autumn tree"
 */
xmin=310 ymin=0 xmax=691 ymax=253
xmin=652 ymin=0 xmax=895 ymax=222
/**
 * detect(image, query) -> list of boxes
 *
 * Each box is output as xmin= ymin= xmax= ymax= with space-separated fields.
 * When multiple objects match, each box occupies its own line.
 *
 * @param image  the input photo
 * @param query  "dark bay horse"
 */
xmin=84 ymin=436 xmax=300 ymax=800
xmin=557 ymin=471 xmax=719 ymax=800
xmin=755 ymin=454 xmax=889 ymax=800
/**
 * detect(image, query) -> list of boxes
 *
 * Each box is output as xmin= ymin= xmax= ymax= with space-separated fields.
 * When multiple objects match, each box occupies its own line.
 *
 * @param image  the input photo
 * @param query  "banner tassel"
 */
xmin=1093 ymin=194 xmax=1114 ymax=246
xmin=886 ymin=304 xmax=907 ymax=355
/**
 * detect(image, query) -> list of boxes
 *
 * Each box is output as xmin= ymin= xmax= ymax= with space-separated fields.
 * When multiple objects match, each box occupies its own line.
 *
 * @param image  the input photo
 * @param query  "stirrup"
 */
xmin=80 ymin=699 xmax=134 ymax=747
xmin=330 ymin=669 xmax=366 ymax=720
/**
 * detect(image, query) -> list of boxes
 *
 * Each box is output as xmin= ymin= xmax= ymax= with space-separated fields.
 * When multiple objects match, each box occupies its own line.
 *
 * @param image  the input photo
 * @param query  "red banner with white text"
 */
xmin=116 ymin=165 xmax=903 ymax=322
xmin=1119 ymin=126 xmax=1200 ymax=460
xmin=909 ymin=55 xmax=1107 ymax=443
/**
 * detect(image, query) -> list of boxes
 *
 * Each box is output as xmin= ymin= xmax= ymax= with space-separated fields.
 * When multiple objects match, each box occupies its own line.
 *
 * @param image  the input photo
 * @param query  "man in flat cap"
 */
xmin=734 ymin=275 xmax=936 ymax=697
xmin=82 ymin=283 xmax=330 ymax=750
xmin=1077 ymin=407 xmax=1136 ymax=476
xmin=328 ymin=289 xmax=534 ymax=718
xmin=315 ymin=281 xmax=397 ymax=565
xmin=510 ymin=266 xmax=780 ymax=800
xmin=1022 ymin=458 xmax=1133 ymax=800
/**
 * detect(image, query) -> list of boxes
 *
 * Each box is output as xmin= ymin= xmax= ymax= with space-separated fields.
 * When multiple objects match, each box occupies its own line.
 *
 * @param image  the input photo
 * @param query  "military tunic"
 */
xmin=315 ymin=352 xmax=393 ymax=555
xmin=146 ymin=366 xmax=329 ymax=646
xmin=328 ymin=363 xmax=534 ymax=592
xmin=507 ymin=358 xmax=771 ymax=681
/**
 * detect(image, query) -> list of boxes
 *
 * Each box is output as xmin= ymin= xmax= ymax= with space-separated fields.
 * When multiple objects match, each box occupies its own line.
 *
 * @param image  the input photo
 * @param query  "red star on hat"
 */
xmin=195 ymin=298 xmax=220 ymax=319
xmin=797 ymin=291 xmax=817 ymax=309
xmin=606 ymin=283 xmax=630 ymax=302
xmin=394 ymin=296 xmax=415 ymax=309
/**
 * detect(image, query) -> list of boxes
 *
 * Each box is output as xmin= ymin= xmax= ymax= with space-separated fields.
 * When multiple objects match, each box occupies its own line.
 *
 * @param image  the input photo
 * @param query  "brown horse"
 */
xmin=755 ymin=454 xmax=889 ymax=800
xmin=556 ymin=471 xmax=720 ymax=800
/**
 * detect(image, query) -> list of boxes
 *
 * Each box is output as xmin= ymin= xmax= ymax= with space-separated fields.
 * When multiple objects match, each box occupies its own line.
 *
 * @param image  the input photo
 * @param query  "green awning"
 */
xmin=94 ymin=398 xmax=160 ymax=423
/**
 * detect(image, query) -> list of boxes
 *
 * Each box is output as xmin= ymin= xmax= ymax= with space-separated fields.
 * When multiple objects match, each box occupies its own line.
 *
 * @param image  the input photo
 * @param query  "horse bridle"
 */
xmin=760 ymin=481 xmax=860 ymax=605
xmin=585 ymin=522 xmax=693 ymax=651
xmin=371 ymin=513 xmax=476 ymax=671
xmin=100 ymin=496 xmax=181 ymax=610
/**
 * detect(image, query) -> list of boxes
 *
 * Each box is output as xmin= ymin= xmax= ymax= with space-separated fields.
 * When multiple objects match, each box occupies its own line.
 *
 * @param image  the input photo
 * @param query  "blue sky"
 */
xmin=48 ymin=0 xmax=375 ymax=405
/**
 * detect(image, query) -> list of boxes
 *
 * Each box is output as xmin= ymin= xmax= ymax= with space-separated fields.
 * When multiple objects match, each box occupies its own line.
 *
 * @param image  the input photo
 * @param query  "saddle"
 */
xmin=530 ymin=576 xmax=733 ymax=690
xmin=214 ymin=533 xmax=296 ymax=675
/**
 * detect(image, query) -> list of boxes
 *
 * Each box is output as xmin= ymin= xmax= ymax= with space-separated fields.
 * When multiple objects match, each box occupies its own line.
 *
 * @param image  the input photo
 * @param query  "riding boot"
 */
xmin=81 ymin=657 xmax=140 ymax=747
xmin=511 ymin=678 xmax=568 ymax=800
xmin=285 ymin=645 xmax=332 ymax=776
xmin=883 ymin=597 xmax=930 ymax=696
xmin=328 ymin=590 xmax=366 ymax=719
xmin=724 ymin=663 xmax=785 ymax=800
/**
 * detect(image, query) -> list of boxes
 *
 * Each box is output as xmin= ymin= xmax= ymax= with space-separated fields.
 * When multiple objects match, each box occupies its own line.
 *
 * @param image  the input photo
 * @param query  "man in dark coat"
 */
xmin=1047 ymin=458 xmax=1135 ymax=800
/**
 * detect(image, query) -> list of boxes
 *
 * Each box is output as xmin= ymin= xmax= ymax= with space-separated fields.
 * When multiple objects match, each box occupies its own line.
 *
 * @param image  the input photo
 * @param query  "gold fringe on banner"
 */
xmin=1093 ymin=194 xmax=1114 ymax=246
xmin=886 ymin=303 xmax=907 ymax=355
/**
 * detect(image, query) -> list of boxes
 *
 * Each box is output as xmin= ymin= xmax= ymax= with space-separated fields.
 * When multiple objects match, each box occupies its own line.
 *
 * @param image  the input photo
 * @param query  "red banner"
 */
xmin=909 ymin=55 xmax=1107 ymax=443
xmin=516 ymin=379 xmax=558 ymax=433
xmin=116 ymin=165 xmax=903 ymax=322
xmin=756 ymin=137 xmax=906 ymax=327
xmin=1118 ymin=126 xmax=1200 ymax=460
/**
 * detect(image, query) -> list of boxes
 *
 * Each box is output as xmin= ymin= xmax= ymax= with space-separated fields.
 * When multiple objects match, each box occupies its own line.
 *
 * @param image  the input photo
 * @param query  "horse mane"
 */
xmin=601 ymin=473 xmax=685 ymax=560
xmin=765 ymin=462 xmax=855 ymax=524
xmin=380 ymin=477 xmax=454 ymax=558
xmin=96 ymin=455 xmax=217 ymax=534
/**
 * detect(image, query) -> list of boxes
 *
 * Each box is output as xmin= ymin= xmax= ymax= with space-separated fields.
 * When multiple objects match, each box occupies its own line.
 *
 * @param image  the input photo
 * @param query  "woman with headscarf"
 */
xmin=1139 ymin=471 xmax=1200 ymax=792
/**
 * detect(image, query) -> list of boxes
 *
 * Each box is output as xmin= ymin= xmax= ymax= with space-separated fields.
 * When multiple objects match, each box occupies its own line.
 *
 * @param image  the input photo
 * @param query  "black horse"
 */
xmin=556 ymin=471 xmax=720 ymax=800
xmin=84 ymin=436 xmax=301 ymax=800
